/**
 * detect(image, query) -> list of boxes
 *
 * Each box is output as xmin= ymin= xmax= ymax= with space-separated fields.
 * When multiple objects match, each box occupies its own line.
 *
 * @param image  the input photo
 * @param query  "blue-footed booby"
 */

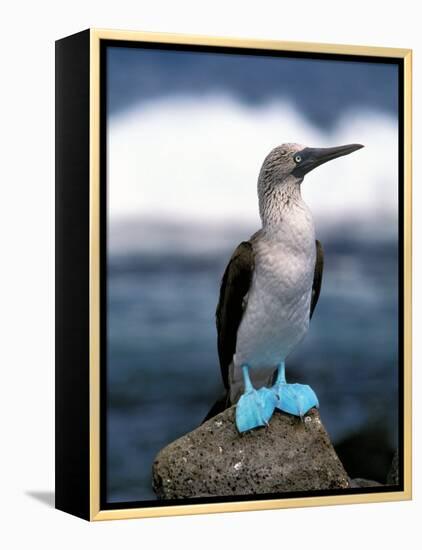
xmin=205 ymin=142 xmax=363 ymax=433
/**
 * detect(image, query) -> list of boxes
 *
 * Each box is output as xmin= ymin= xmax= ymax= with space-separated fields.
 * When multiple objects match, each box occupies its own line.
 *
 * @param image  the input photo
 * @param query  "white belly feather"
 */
xmin=229 ymin=203 xmax=316 ymax=402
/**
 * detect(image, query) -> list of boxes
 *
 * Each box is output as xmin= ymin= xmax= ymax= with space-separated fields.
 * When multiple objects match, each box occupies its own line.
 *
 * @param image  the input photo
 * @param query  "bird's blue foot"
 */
xmin=236 ymin=365 xmax=277 ymax=433
xmin=271 ymin=362 xmax=319 ymax=417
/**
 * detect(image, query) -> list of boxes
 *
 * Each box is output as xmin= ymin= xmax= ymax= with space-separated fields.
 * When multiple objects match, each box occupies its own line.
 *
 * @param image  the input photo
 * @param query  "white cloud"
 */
xmin=108 ymin=94 xmax=398 ymax=232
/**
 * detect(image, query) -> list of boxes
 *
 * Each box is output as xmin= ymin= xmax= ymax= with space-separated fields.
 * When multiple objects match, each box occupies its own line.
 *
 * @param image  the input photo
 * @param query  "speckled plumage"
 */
xmin=230 ymin=199 xmax=316 ymax=401
xmin=227 ymin=144 xmax=318 ymax=401
xmin=205 ymin=142 xmax=363 ymax=422
xmin=214 ymin=143 xmax=319 ymax=403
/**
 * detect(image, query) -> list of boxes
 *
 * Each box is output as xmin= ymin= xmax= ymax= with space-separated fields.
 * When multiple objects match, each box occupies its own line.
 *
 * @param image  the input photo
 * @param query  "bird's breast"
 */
xmin=234 ymin=215 xmax=316 ymax=371
xmin=254 ymin=235 xmax=315 ymax=301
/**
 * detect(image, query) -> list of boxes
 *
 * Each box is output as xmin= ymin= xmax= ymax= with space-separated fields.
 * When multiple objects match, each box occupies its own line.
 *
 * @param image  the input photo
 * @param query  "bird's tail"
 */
xmin=201 ymin=391 xmax=230 ymax=424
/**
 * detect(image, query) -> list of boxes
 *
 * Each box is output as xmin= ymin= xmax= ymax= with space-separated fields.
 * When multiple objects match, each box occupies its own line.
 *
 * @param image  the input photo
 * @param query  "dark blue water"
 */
xmin=107 ymin=230 xmax=399 ymax=503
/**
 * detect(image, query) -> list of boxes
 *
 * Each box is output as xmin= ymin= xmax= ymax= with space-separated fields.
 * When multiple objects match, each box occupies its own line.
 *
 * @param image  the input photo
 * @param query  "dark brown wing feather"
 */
xmin=310 ymin=240 xmax=324 ymax=319
xmin=216 ymin=241 xmax=254 ymax=389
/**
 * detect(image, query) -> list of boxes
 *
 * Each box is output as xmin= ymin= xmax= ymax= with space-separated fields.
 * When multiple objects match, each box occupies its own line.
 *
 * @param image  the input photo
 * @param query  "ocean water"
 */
xmin=106 ymin=228 xmax=399 ymax=503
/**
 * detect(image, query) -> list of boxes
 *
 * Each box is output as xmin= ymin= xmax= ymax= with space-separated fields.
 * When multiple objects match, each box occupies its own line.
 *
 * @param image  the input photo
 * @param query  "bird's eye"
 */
xmin=294 ymin=155 xmax=302 ymax=163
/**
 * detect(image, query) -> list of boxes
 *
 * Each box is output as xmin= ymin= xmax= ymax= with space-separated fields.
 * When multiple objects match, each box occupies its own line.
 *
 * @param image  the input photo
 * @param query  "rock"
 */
xmin=349 ymin=478 xmax=383 ymax=488
xmin=152 ymin=406 xmax=350 ymax=499
xmin=386 ymin=449 xmax=399 ymax=485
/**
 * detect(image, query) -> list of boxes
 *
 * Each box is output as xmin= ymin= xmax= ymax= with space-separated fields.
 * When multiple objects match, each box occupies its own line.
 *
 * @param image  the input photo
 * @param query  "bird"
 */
xmin=204 ymin=142 xmax=364 ymax=433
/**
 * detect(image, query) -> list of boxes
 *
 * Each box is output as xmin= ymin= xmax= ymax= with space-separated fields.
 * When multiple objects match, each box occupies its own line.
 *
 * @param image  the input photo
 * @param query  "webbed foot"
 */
xmin=236 ymin=365 xmax=277 ymax=433
xmin=272 ymin=362 xmax=319 ymax=417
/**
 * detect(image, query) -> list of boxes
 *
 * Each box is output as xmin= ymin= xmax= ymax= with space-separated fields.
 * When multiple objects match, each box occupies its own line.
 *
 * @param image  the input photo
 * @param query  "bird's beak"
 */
xmin=292 ymin=143 xmax=364 ymax=178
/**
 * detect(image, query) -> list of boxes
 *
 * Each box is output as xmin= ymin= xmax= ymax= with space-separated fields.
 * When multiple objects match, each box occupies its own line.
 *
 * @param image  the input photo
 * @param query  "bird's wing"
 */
xmin=216 ymin=241 xmax=254 ymax=390
xmin=310 ymin=239 xmax=324 ymax=319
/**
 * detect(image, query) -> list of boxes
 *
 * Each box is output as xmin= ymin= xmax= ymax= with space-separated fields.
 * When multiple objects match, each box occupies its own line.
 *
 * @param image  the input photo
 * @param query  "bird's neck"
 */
xmin=259 ymin=177 xmax=311 ymax=233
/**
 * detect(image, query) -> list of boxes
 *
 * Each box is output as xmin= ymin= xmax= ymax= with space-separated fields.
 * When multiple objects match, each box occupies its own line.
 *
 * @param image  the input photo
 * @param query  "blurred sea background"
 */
xmin=106 ymin=47 xmax=399 ymax=503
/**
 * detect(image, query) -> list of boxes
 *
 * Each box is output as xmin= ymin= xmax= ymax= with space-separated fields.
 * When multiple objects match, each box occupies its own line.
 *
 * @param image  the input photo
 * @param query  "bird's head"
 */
xmin=258 ymin=142 xmax=364 ymax=223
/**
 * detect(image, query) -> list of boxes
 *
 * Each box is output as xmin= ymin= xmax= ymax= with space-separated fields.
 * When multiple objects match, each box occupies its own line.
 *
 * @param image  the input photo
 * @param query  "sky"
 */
xmin=106 ymin=46 xmax=399 ymax=250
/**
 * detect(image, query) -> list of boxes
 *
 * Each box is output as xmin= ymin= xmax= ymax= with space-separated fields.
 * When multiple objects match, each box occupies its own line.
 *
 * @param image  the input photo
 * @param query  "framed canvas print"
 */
xmin=55 ymin=28 xmax=412 ymax=521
